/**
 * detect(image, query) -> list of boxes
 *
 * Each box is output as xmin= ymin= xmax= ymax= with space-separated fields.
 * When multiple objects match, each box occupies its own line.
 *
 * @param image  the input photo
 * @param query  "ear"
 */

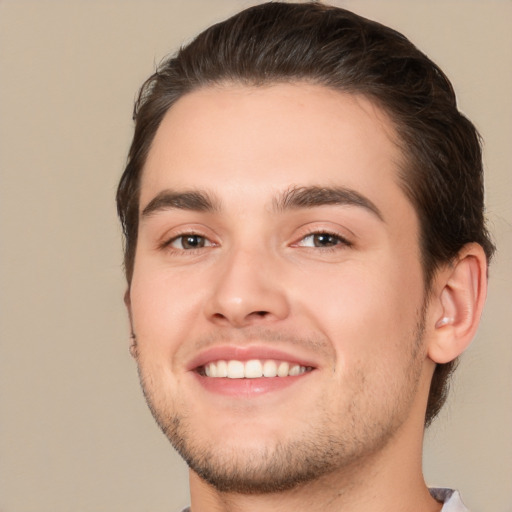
xmin=124 ymin=287 xmax=133 ymax=327
xmin=124 ymin=288 xmax=138 ymax=359
xmin=124 ymin=287 xmax=131 ymax=310
xmin=427 ymin=243 xmax=488 ymax=364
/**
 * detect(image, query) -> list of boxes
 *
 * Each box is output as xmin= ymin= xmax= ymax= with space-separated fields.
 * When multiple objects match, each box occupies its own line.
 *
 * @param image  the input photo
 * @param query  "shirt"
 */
xmin=430 ymin=488 xmax=470 ymax=511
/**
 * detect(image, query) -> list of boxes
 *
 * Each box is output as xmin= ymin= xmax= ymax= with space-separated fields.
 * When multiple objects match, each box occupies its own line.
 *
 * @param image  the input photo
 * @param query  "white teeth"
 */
xmin=277 ymin=361 xmax=289 ymax=377
xmin=244 ymin=359 xmax=263 ymax=378
xmin=289 ymin=364 xmax=300 ymax=376
xmin=216 ymin=360 xmax=228 ymax=377
xmin=227 ymin=360 xmax=245 ymax=379
xmin=203 ymin=359 xmax=309 ymax=379
xmin=262 ymin=360 xmax=277 ymax=377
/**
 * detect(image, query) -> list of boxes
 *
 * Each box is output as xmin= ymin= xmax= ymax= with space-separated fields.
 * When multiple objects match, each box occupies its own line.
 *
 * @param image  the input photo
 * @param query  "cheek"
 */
xmin=129 ymin=264 xmax=207 ymax=356
xmin=291 ymin=258 xmax=424 ymax=359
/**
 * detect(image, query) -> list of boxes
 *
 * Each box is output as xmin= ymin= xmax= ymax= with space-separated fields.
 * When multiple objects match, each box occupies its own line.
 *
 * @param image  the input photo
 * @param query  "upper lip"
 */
xmin=186 ymin=345 xmax=319 ymax=372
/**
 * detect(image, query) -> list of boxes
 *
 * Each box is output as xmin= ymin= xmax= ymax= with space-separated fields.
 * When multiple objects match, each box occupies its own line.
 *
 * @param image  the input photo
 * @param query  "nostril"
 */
xmin=255 ymin=311 xmax=269 ymax=317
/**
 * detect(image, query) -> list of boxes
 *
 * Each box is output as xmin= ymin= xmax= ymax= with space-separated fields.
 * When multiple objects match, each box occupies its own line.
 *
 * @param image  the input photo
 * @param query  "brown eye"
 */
xmin=170 ymin=234 xmax=208 ymax=250
xmin=311 ymin=233 xmax=340 ymax=247
xmin=299 ymin=232 xmax=346 ymax=248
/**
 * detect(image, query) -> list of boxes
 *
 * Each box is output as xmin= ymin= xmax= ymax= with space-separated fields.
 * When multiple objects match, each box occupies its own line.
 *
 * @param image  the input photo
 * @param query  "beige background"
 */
xmin=0 ymin=1 xmax=510 ymax=511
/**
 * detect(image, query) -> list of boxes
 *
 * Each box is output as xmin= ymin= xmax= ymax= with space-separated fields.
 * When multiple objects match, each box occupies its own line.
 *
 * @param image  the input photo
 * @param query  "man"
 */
xmin=116 ymin=2 xmax=494 ymax=511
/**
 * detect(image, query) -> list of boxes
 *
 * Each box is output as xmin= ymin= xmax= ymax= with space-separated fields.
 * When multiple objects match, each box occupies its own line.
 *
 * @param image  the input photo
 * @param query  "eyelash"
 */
xmin=161 ymin=229 xmax=352 ymax=254
xmin=160 ymin=231 xmax=215 ymax=253
xmin=295 ymin=229 xmax=352 ymax=251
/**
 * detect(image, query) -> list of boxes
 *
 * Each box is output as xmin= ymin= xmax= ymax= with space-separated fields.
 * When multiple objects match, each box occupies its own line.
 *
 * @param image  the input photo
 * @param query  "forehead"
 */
xmin=140 ymin=83 xmax=407 ymax=216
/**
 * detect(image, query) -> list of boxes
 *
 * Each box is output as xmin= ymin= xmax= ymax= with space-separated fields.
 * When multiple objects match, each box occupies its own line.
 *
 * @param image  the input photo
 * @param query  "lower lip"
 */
xmin=193 ymin=372 xmax=312 ymax=397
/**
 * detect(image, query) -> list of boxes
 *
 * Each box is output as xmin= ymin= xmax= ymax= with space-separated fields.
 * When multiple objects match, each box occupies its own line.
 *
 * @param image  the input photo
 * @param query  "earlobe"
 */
xmin=427 ymin=243 xmax=488 ymax=364
xmin=435 ymin=316 xmax=454 ymax=328
xmin=129 ymin=333 xmax=138 ymax=359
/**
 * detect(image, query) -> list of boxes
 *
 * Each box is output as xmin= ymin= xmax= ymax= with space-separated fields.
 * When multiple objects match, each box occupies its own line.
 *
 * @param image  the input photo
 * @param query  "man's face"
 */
xmin=128 ymin=83 xmax=434 ymax=493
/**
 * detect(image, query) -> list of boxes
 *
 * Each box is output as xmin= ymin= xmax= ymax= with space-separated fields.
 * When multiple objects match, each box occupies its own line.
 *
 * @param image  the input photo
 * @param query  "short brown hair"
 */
xmin=117 ymin=2 xmax=494 ymax=426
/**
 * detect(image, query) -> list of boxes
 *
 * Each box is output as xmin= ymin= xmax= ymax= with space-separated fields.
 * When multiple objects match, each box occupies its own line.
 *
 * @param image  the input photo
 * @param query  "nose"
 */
xmin=204 ymin=246 xmax=291 ymax=328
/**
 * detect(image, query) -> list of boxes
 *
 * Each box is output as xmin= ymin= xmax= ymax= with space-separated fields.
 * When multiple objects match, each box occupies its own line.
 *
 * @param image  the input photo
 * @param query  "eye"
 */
xmin=298 ymin=232 xmax=349 ymax=248
xmin=169 ymin=234 xmax=213 ymax=250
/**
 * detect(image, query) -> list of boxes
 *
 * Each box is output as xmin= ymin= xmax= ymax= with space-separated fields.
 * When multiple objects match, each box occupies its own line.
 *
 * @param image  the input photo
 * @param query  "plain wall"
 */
xmin=0 ymin=1 xmax=510 ymax=511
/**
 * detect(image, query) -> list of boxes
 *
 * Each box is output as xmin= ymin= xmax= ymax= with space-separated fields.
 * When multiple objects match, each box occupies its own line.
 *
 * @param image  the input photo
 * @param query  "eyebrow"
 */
xmin=141 ymin=185 xmax=384 ymax=221
xmin=273 ymin=185 xmax=384 ymax=221
xmin=141 ymin=189 xmax=221 ymax=218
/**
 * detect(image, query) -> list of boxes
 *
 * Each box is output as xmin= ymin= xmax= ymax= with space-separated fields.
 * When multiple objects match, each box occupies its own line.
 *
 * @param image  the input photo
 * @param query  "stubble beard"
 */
xmin=136 ymin=317 xmax=426 ymax=495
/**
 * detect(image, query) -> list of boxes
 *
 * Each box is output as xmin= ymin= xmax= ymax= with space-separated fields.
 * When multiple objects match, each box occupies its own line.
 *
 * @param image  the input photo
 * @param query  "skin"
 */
xmin=126 ymin=83 xmax=485 ymax=511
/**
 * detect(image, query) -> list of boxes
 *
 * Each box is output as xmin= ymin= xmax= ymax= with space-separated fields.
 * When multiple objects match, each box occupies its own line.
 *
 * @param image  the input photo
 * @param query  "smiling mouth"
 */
xmin=199 ymin=359 xmax=314 ymax=379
